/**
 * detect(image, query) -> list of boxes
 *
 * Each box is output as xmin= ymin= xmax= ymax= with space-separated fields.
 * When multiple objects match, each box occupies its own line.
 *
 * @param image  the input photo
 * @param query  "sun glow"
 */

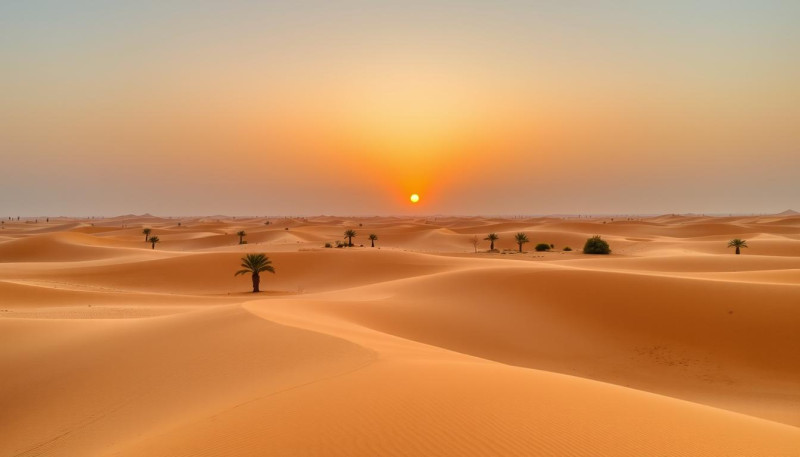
xmin=410 ymin=193 xmax=420 ymax=203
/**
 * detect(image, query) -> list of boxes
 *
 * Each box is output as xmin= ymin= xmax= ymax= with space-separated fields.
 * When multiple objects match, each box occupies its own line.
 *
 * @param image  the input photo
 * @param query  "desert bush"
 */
xmin=535 ymin=243 xmax=551 ymax=252
xmin=563 ymin=246 xmax=572 ymax=251
xmin=583 ymin=236 xmax=610 ymax=254
xmin=324 ymin=242 xmax=332 ymax=248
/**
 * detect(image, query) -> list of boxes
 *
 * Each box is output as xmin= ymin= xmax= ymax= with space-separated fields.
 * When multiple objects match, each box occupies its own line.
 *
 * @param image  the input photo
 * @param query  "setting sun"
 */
xmin=409 ymin=193 xmax=420 ymax=203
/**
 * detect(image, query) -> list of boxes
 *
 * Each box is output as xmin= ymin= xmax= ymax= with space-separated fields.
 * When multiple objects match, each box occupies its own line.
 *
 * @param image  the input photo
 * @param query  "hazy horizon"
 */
xmin=2 ymin=1 xmax=799 ymax=216
xmin=5 ymin=210 xmax=797 ymax=219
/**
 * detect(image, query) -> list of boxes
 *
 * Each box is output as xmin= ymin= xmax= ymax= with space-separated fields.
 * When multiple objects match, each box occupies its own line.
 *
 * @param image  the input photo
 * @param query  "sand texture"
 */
xmin=1 ymin=214 xmax=799 ymax=456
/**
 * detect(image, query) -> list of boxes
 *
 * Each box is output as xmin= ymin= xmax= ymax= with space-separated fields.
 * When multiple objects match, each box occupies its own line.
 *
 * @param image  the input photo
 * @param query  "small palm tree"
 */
xmin=484 ymin=233 xmax=499 ymax=251
xmin=728 ymin=238 xmax=748 ymax=255
xmin=344 ymin=229 xmax=357 ymax=246
xmin=515 ymin=232 xmax=529 ymax=252
xmin=368 ymin=233 xmax=378 ymax=247
xmin=237 ymin=230 xmax=247 ymax=245
xmin=142 ymin=228 xmax=151 ymax=241
xmin=148 ymin=235 xmax=160 ymax=250
xmin=234 ymin=253 xmax=276 ymax=293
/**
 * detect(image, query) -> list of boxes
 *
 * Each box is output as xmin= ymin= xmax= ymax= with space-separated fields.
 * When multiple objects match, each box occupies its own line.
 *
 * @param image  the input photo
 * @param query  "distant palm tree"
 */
xmin=484 ymin=233 xmax=499 ymax=250
xmin=515 ymin=232 xmax=529 ymax=252
xmin=368 ymin=233 xmax=378 ymax=247
xmin=728 ymin=238 xmax=748 ymax=255
xmin=237 ymin=230 xmax=247 ymax=245
xmin=148 ymin=235 xmax=160 ymax=250
xmin=234 ymin=253 xmax=275 ymax=293
xmin=344 ymin=229 xmax=357 ymax=246
xmin=142 ymin=228 xmax=151 ymax=241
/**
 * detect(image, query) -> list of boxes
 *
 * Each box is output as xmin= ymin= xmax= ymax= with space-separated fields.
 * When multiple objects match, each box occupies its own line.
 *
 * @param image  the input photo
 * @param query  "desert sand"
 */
xmin=1 ymin=213 xmax=798 ymax=456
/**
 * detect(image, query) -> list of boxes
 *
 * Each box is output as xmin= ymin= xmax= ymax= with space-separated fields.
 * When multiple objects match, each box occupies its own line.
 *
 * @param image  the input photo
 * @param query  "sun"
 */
xmin=409 ymin=193 xmax=420 ymax=203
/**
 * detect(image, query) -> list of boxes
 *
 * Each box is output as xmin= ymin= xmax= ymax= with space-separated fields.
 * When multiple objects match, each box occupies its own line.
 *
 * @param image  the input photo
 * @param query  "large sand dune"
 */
xmin=1 ymin=214 xmax=798 ymax=455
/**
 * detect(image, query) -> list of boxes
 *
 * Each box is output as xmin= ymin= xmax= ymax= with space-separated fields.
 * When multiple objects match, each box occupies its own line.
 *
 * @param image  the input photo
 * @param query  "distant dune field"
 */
xmin=1 ymin=214 xmax=798 ymax=456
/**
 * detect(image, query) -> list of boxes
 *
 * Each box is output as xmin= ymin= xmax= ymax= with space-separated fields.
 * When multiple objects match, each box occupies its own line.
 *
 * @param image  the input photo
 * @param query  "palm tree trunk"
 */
xmin=490 ymin=241 xmax=494 ymax=250
xmin=371 ymin=240 xmax=374 ymax=247
xmin=519 ymin=244 xmax=522 ymax=252
xmin=736 ymin=247 xmax=740 ymax=255
xmin=151 ymin=242 xmax=155 ymax=250
xmin=252 ymin=273 xmax=260 ymax=293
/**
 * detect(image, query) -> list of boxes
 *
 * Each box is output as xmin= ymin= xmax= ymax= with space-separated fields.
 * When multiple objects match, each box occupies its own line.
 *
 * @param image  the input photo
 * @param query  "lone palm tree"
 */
xmin=234 ymin=253 xmax=275 ymax=293
xmin=515 ymin=232 xmax=529 ymax=252
xmin=484 ymin=233 xmax=499 ymax=251
xmin=368 ymin=233 xmax=378 ymax=247
xmin=237 ymin=230 xmax=247 ymax=245
xmin=142 ymin=228 xmax=151 ymax=241
xmin=344 ymin=229 xmax=357 ymax=247
xmin=148 ymin=235 xmax=160 ymax=250
xmin=728 ymin=238 xmax=748 ymax=255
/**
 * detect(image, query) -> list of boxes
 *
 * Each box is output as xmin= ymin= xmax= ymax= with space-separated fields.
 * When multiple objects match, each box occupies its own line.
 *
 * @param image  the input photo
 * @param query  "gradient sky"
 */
xmin=1 ymin=1 xmax=799 ymax=216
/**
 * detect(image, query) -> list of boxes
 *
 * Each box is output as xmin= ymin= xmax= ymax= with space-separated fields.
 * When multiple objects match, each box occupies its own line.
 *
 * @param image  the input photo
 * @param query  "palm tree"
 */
xmin=237 ymin=230 xmax=247 ymax=245
xmin=368 ymin=233 xmax=378 ymax=247
xmin=514 ymin=232 xmax=529 ymax=252
xmin=234 ymin=253 xmax=275 ymax=293
xmin=148 ymin=235 xmax=160 ymax=250
xmin=484 ymin=233 xmax=499 ymax=251
xmin=728 ymin=238 xmax=748 ymax=255
xmin=142 ymin=228 xmax=151 ymax=241
xmin=344 ymin=229 xmax=357 ymax=246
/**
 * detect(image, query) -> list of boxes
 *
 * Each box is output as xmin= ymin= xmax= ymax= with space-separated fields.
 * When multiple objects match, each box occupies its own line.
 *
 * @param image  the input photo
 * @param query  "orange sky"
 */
xmin=1 ymin=1 xmax=799 ymax=215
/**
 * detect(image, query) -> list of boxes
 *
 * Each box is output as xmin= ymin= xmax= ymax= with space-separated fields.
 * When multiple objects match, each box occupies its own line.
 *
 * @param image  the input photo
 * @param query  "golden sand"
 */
xmin=1 ymin=214 xmax=798 ymax=456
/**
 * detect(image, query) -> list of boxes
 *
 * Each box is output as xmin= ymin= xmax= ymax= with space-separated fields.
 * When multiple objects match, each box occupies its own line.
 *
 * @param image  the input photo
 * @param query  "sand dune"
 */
xmin=300 ymin=265 xmax=800 ymax=424
xmin=0 ymin=232 xmax=149 ymax=262
xmin=1 ymin=214 xmax=798 ymax=455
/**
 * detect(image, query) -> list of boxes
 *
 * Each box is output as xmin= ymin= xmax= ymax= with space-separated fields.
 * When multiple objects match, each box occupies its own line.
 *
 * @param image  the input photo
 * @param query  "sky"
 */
xmin=1 ymin=0 xmax=799 ymax=216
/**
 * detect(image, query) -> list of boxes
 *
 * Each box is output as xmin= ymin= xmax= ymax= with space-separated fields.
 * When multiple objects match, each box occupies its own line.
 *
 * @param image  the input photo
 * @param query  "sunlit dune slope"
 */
xmin=0 ymin=306 xmax=375 ymax=457
xmin=294 ymin=264 xmax=800 ymax=424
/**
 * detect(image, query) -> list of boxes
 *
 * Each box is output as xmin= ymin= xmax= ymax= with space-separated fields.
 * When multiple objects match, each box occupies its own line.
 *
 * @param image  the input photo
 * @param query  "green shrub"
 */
xmin=563 ymin=246 xmax=572 ymax=251
xmin=534 ymin=243 xmax=551 ymax=252
xmin=583 ymin=236 xmax=611 ymax=254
